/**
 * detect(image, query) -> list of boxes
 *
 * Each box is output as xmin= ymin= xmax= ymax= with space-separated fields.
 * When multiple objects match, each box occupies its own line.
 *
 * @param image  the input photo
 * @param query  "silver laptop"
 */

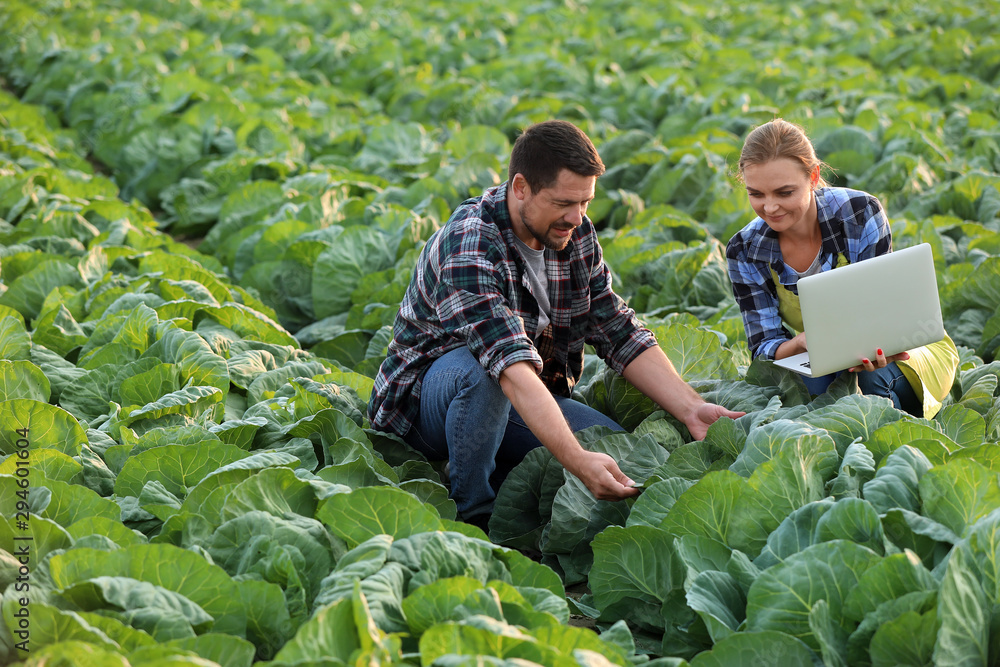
xmin=774 ymin=243 xmax=944 ymax=377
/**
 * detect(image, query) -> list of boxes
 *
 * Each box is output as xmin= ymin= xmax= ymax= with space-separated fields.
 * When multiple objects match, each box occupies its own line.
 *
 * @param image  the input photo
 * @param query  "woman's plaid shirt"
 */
xmin=368 ymin=182 xmax=657 ymax=436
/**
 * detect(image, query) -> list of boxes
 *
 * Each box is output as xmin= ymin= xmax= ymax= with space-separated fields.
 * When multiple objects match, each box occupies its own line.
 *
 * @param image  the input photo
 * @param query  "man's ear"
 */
xmin=510 ymin=173 xmax=530 ymax=201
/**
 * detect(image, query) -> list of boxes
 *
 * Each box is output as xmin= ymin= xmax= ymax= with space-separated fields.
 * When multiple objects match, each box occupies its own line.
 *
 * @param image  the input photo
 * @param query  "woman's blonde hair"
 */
xmin=737 ymin=118 xmax=828 ymax=187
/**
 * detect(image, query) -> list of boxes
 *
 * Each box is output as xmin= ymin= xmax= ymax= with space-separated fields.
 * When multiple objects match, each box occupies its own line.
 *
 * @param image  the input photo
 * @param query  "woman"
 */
xmin=726 ymin=119 xmax=958 ymax=417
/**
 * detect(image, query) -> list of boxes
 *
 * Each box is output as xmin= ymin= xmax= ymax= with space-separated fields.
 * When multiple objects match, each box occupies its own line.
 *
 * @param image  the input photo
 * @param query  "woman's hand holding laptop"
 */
xmin=847 ymin=348 xmax=911 ymax=374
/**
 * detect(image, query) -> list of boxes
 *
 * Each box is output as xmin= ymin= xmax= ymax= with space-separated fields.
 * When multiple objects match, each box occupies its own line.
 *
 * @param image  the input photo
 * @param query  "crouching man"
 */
xmin=368 ymin=120 xmax=743 ymax=529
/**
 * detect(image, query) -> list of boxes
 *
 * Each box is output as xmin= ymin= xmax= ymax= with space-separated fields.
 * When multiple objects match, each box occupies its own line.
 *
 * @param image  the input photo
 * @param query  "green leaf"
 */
xmin=730 ymin=419 xmax=835 ymax=478
xmin=686 ymin=570 xmax=745 ymax=643
xmin=142 ymin=325 xmax=229 ymax=400
xmin=355 ymin=122 xmax=439 ymax=176
xmin=0 ymin=360 xmax=50 ymax=402
xmin=196 ymin=180 xmax=286 ymax=253
xmin=1 ymin=603 xmax=122 ymax=657
xmin=398 ymin=479 xmax=458 ymax=521
xmin=842 ymin=552 xmax=937 ymax=623
xmin=933 ymin=547 xmax=989 ymax=666
xmin=0 ymin=447 xmax=80 ymax=482
xmin=862 ymin=445 xmax=934 ymax=514
xmin=312 ymin=225 xmax=397 ymax=319
xmin=686 ymin=630 xmax=820 ymax=666
xmin=401 ymin=575 xmax=485 ymax=635
xmin=650 ymin=441 xmax=719 ymax=482
xmin=59 ymin=576 xmax=214 ymax=636
xmin=814 ymin=125 xmax=878 ymax=177
xmin=919 ymin=458 xmax=1000 ymax=536
xmin=543 ymin=432 xmax=668 ymax=565
xmin=828 ymin=440 xmax=877 ymax=500
xmin=49 ymin=544 xmax=247 ymax=636
xmin=0 ymin=317 xmax=31 ymax=361
xmin=36 ymin=475 xmax=121 ymax=526
xmin=114 ymin=441 xmax=248 ymax=498
xmin=311 ymin=330 xmax=375 ymax=369
xmin=809 ymin=599 xmax=848 ymax=667
xmin=880 ymin=508 xmax=958 ymax=567
xmin=867 ymin=419 xmax=959 ymax=466
xmin=11 ymin=640 xmax=131 ymax=666
xmin=218 ymin=466 xmax=321 ymax=522
xmin=798 ymin=394 xmax=902 ymax=456
xmin=490 ymin=446 xmax=564 ymax=550
xmin=869 ymin=609 xmax=938 ymax=667
xmin=445 ymin=125 xmax=510 ymax=160
xmin=208 ymin=417 xmax=267 ymax=449
xmin=744 ymin=357 xmax=812 ymax=407
xmin=753 ymin=499 xmax=833 ymax=571
xmin=66 ymin=517 xmax=147 ymax=549
xmin=733 ymin=435 xmax=840 ymax=557
xmin=745 ymin=541 xmax=882 ymax=651
xmin=532 ymin=622 xmax=631 ymax=665
xmin=814 ymin=498 xmax=885 ymax=555
xmin=31 ymin=304 xmax=88 ymax=356
xmin=418 ymin=618 xmax=567 ymax=667
xmin=588 ymin=525 xmax=685 ymax=627
xmin=118 ymin=363 xmax=182 ymax=408
xmin=0 ymin=516 xmax=72 ymax=564
xmin=703 ymin=411 xmax=749 ymax=461
xmin=207 ymin=510 xmax=339 ymax=609
xmin=235 ymin=578 xmax=295 ymax=661
xmin=59 ymin=364 xmax=119 ymax=422
xmin=119 ymin=386 xmax=224 ymax=427
xmin=317 ymin=486 xmax=442 ymax=548
xmin=246 ymin=361 xmax=330 ymax=406
xmin=0 ymin=399 xmax=86 ymax=457
xmin=661 ymin=470 xmax=748 ymax=549
xmin=626 ymin=478 xmax=695 ymax=529
xmin=650 ymin=321 xmax=739 ymax=383
xmin=139 ymin=634 xmax=256 ymax=667
xmin=0 ymin=257 xmax=82 ymax=319
xmin=266 ymin=597 xmax=359 ymax=664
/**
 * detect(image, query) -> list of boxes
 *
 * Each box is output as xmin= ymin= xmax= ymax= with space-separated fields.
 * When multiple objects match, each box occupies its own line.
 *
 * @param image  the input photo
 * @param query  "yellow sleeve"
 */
xmin=897 ymin=334 xmax=960 ymax=419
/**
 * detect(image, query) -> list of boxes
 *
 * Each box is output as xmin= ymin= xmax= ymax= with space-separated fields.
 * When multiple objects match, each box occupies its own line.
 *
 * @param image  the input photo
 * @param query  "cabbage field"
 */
xmin=1 ymin=0 xmax=1000 ymax=665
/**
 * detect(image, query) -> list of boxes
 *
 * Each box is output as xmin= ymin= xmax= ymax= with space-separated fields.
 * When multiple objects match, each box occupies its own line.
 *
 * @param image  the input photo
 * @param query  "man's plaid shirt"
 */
xmin=368 ymin=182 xmax=658 ymax=436
xmin=725 ymin=186 xmax=892 ymax=359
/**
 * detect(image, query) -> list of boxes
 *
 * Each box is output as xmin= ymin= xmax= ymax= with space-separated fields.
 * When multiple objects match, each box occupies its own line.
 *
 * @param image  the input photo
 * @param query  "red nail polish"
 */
xmin=862 ymin=358 xmax=870 ymax=364
xmin=877 ymin=349 xmax=883 ymax=356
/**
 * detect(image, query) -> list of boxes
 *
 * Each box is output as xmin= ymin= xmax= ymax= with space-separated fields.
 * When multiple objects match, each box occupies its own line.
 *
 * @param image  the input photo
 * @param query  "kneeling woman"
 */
xmin=725 ymin=119 xmax=958 ymax=417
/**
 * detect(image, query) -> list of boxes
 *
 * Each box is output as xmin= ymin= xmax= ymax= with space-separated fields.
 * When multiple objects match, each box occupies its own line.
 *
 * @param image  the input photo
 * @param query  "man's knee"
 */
xmin=440 ymin=347 xmax=505 ymax=399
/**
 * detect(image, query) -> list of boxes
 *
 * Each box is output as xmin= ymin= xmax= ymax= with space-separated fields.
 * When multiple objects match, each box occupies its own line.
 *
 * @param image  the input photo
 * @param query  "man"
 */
xmin=368 ymin=120 xmax=743 ymax=529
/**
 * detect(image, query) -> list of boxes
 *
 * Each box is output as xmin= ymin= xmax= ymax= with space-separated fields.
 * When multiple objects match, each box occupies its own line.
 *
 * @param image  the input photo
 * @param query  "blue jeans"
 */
xmin=802 ymin=362 xmax=921 ymax=415
xmin=404 ymin=346 xmax=623 ymax=520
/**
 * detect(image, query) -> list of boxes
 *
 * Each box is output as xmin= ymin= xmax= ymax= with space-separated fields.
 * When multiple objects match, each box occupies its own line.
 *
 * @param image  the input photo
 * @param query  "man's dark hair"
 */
xmin=507 ymin=120 xmax=605 ymax=193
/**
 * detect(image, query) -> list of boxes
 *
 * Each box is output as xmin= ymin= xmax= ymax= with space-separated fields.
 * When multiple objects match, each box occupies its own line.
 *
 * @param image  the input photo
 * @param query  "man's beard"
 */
xmin=519 ymin=204 xmax=573 ymax=251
